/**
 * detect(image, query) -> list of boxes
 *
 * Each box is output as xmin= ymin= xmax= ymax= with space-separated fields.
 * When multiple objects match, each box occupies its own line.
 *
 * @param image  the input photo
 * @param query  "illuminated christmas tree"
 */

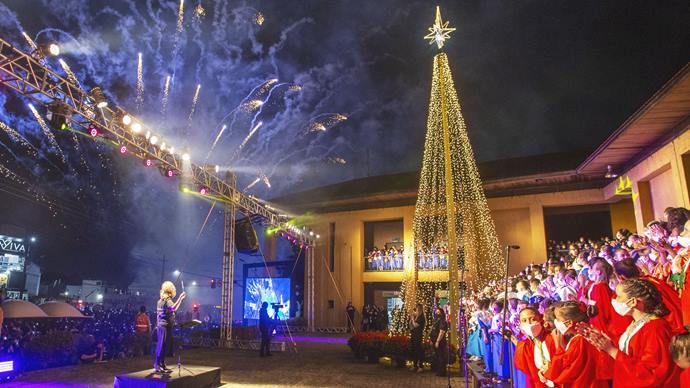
xmin=400 ymin=6 xmax=503 ymax=346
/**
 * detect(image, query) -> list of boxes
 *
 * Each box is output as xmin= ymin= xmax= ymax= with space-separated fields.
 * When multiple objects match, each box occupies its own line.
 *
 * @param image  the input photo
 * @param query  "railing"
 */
xmin=364 ymin=253 xmax=457 ymax=272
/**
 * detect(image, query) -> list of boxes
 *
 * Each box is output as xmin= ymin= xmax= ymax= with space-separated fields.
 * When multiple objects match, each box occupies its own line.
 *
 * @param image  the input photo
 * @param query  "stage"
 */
xmin=114 ymin=365 xmax=221 ymax=388
xmin=10 ymin=334 xmax=467 ymax=387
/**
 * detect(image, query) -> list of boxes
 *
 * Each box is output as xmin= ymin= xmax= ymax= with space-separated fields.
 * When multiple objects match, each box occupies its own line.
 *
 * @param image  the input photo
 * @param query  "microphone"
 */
xmin=507 ymin=245 xmax=520 ymax=250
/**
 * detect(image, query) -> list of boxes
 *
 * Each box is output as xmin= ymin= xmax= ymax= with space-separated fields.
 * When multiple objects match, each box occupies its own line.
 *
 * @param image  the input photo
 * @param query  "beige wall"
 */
xmin=649 ymin=166 xmax=679 ymax=219
xmin=492 ymin=207 xmax=533 ymax=274
xmin=610 ymin=199 xmax=637 ymax=235
xmin=371 ymin=220 xmax=404 ymax=250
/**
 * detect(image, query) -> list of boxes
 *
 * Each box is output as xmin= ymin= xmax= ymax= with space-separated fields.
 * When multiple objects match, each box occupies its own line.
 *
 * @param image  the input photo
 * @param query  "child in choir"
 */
xmin=489 ymin=300 xmax=511 ymax=380
xmin=670 ymin=332 xmax=690 ymax=387
xmin=614 ymin=258 xmax=684 ymax=333
xmin=477 ymin=298 xmax=494 ymax=373
xmin=580 ymin=278 xmax=681 ymax=387
xmin=513 ymin=306 xmax=557 ymax=388
xmin=541 ymin=301 xmax=608 ymax=388
xmin=580 ymin=258 xmax=630 ymax=342
xmin=515 ymin=280 xmax=531 ymax=302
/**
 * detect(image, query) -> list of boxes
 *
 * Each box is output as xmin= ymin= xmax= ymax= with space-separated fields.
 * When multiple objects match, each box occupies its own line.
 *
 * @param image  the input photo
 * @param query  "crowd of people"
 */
xmin=461 ymin=206 xmax=690 ymax=387
xmin=360 ymin=304 xmax=389 ymax=331
xmin=365 ymin=245 xmax=457 ymax=272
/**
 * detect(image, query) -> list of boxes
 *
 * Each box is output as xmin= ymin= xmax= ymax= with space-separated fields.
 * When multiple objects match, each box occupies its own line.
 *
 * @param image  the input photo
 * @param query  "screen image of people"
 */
xmin=244 ymin=277 xmax=291 ymax=320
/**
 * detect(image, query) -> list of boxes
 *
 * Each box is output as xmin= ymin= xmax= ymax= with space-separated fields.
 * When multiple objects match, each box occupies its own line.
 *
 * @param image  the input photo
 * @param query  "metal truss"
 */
xmin=0 ymin=37 xmax=314 ymax=238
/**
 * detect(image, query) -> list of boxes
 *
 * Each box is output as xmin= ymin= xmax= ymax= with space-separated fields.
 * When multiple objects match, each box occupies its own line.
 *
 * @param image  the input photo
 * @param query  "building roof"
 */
xmin=272 ymin=151 xmax=600 ymax=213
xmin=577 ymin=62 xmax=690 ymax=176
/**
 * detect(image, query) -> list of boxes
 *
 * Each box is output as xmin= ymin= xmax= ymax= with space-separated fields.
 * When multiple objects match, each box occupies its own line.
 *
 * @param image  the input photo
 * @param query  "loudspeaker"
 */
xmin=235 ymin=218 xmax=259 ymax=253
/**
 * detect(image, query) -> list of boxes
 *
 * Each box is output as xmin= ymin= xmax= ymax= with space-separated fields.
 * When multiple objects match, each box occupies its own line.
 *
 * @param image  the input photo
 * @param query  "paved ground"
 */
xmin=11 ymin=335 xmax=467 ymax=387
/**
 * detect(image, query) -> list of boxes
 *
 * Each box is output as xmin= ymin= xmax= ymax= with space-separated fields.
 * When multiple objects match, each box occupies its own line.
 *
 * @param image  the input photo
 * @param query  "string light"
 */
xmin=397 ymin=11 xmax=503 ymax=342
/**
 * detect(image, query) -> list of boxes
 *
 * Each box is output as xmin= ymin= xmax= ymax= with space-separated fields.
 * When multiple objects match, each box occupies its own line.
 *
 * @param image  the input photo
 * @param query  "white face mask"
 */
xmin=611 ymin=298 xmax=632 ymax=316
xmin=678 ymin=236 xmax=690 ymax=248
xmin=521 ymin=322 xmax=542 ymax=338
xmin=553 ymin=319 xmax=569 ymax=335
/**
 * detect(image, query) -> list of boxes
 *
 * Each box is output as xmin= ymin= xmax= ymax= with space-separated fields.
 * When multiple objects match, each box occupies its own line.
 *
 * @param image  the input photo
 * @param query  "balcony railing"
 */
xmin=363 ymin=253 xmax=453 ymax=272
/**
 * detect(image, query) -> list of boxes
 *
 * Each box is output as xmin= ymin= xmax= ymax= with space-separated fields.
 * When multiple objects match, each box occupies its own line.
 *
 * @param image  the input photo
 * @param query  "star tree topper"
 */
xmin=424 ymin=6 xmax=456 ymax=49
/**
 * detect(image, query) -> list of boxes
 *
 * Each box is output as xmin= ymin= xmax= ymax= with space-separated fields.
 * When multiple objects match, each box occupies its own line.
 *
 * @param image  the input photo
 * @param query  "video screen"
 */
xmin=243 ymin=277 xmax=291 ymax=320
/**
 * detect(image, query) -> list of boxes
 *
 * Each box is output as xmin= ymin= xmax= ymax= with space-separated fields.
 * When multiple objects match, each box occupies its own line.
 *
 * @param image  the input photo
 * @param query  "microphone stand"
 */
xmin=499 ymin=245 xmax=515 ymax=385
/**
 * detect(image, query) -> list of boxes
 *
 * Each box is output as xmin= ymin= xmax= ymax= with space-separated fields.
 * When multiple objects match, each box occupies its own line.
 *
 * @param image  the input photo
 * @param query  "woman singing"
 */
xmin=155 ymin=281 xmax=186 ymax=373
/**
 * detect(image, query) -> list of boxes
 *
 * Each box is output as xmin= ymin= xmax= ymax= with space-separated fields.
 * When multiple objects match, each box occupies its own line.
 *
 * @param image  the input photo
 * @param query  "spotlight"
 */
xmin=605 ymin=164 xmax=618 ymax=179
xmin=30 ymin=236 xmax=36 ymax=243
xmin=131 ymin=122 xmax=142 ymax=133
xmin=214 ymin=165 xmax=220 ymax=173
xmin=166 ymin=169 xmax=174 ymax=177
xmin=173 ymin=270 xmax=180 ymax=276
xmin=47 ymin=101 xmax=72 ymax=130
xmin=316 ymin=234 xmax=320 ymax=239
xmin=145 ymin=131 xmax=151 ymax=140
xmin=34 ymin=42 xmax=60 ymax=59
xmin=168 ymin=147 xmax=175 ymax=155
xmin=160 ymin=142 xmax=166 ymax=151
xmin=144 ymin=159 xmax=153 ymax=167
xmin=119 ymin=145 xmax=127 ymax=154
xmin=122 ymin=114 xmax=132 ymax=125
xmin=149 ymin=135 xmax=158 ymax=145
xmin=182 ymin=152 xmax=190 ymax=161
xmin=90 ymin=87 xmax=108 ymax=108
xmin=309 ymin=231 xmax=314 ymax=236
xmin=97 ymin=294 xmax=103 ymax=300
xmin=199 ymin=186 xmax=208 ymax=195
xmin=89 ymin=125 xmax=99 ymax=137
xmin=192 ymin=281 xmax=197 ymax=286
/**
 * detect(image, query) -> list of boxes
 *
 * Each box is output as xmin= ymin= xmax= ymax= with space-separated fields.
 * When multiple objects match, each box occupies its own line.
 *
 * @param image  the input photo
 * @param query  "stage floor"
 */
xmin=11 ymin=334 xmax=466 ymax=387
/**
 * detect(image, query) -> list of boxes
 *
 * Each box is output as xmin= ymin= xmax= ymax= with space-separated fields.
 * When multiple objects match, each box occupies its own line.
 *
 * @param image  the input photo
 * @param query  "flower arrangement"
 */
xmin=349 ymin=332 xmax=458 ymax=366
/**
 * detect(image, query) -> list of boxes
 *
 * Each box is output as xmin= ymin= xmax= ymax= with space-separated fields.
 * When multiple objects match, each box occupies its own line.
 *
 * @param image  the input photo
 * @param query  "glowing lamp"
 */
xmin=199 ymin=187 xmax=208 ymax=195
xmin=131 ymin=122 xmax=142 ymax=133
xmin=89 ymin=126 xmax=99 ymax=137
xmin=150 ymin=135 xmax=158 ymax=145
xmin=119 ymin=145 xmax=127 ymax=154
xmin=182 ymin=152 xmax=190 ymax=161
xmin=192 ymin=281 xmax=197 ymax=286
xmin=316 ymin=234 xmax=320 ymax=239
xmin=122 ymin=114 xmax=132 ymax=125
xmin=144 ymin=159 xmax=153 ymax=167
xmin=168 ymin=147 xmax=175 ymax=155
xmin=173 ymin=270 xmax=180 ymax=276
xmin=90 ymin=87 xmax=108 ymax=108
xmin=145 ymin=131 xmax=151 ymax=140
xmin=48 ymin=43 xmax=60 ymax=56
xmin=214 ymin=165 xmax=220 ymax=173
xmin=166 ymin=169 xmax=174 ymax=177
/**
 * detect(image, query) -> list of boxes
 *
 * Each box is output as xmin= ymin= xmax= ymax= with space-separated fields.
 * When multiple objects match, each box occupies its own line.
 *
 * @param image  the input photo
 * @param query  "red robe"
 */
xmin=681 ymin=261 xmax=690 ymax=326
xmin=681 ymin=368 xmax=690 ymax=388
xmin=585 ymin=281 xmax=631 ymax=342
xmin=544 ymin=334 xmax=608 ymax=388
xmin=514 ymin=332 xmax=557 ymax=388
xmin=612 ymin=318 xmax=681 ymax=388
xmin=641 ymin=275 xmax=684 ymax=333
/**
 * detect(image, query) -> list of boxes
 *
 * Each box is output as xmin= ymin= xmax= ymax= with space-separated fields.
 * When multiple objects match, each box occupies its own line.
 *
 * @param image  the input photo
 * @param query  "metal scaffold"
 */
xmin=0 ymin=37 xmax=316 ymax=341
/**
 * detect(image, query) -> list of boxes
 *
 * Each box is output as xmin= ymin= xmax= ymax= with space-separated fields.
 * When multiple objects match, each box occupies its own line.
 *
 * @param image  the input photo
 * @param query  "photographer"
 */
xmin=259 ymin=302 xmax=272 ymax=357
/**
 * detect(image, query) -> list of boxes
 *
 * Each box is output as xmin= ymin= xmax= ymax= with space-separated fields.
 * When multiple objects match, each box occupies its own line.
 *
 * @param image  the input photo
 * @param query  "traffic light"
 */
xmin=210 ymin=278 xmax=216 ymax=289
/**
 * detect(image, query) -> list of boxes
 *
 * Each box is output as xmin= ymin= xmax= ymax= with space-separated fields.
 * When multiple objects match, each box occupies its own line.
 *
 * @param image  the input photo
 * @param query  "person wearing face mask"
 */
xmin=513 ymin=307 xmax=557 ymax=388
xmin=540 ymin=301 xmax=608 ymax=388
xmin=673 ymin=220 xmax=690 ymax=326
xmin=614 ymin=258 xmax=683 ymax=333
xmin=580 ymin=278 xmax=681 ymax=387
xmin=579 ymin=258 xmax=631 ymax=343
xmin=429 ymin=306 xmax=449 ymax=377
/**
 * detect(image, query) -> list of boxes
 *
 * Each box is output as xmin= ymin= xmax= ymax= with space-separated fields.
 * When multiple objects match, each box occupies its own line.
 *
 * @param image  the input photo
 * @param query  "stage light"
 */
xmin=144 ymin=159 xmax=153 ymax=167
xmin=64 ymin=291 xmax=69 ymax=296
xmin=210 ymin=278 xmax=216 ymax=288
xmin=122 ymin=114 xmax=132 ymax=125
xmin=145 ymin=131 xmax=151 ymax=140
xmin=316 ymin=234 xmax=320 ymax=239
xmin=173 ymin=270 xmax=180 ymax=277
xmin=90 ymin=87 xmax=108 ymax=108
xmin=150 ymin=135 xmax=158 ymax=145
xmin=119 ymin=145 xmax=127 ymax=154
xmin=30 ymin=236 xmax=36 ymax=243
xmin=169 ymin=147 xmax=175 ymax=155
xmin=215 ymin=165 xmax=220 ymax=173
xmin=97 ymin=294 xmax=103 ymax=300
xmin=309 ymin=231 xmax=314 ymax=236
xmin=78 ymin=299 xmax=83 ymax=304
xmin=199 ymin=186 xmax=208 ymax=195
xmin=182 ymin=152 xmax=190 ymax=161
xmin=48 ymin=43 xmax=60 ymax=56
xmin=47 ymin=101 xmax=72 ymax=130
xmin=192 ymin=281 xmax=197 ymax=286
xmin=89 ymin=125 xmax=99 ymax=137
xmin=160 ymin=142 xmax=166 ymax=151
xmin=166 ymin=169 xmax=174 ymax=177
xmin=131 ymin=122 xmax=142 ymax=133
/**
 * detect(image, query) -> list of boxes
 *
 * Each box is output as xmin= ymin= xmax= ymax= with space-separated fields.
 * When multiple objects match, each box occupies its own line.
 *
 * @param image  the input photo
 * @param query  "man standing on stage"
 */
xmin=259 ymin=302 xmax=272 ymax=357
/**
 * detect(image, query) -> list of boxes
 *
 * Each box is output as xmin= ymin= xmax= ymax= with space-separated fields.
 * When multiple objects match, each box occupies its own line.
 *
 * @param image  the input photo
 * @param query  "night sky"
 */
xmin=0 ymin=0 xmax=688 ymax=291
